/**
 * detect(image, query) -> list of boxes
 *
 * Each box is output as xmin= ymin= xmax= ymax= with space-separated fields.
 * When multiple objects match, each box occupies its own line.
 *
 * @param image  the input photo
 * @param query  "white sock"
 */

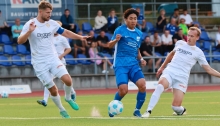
xmin=147 ymin=84 xmax=164 ymax=111
xmin=71 ymin=87 xmax=76 ymax=94
xmin=172 ymin=106 xmax=184 ymax=114
xmin=50 ymin=95 xmax=66 ymax=112
xmin=43 ymin=87 xmax=50 ymax=103
xmin=64 ymin=84 xmax=72 ymax=100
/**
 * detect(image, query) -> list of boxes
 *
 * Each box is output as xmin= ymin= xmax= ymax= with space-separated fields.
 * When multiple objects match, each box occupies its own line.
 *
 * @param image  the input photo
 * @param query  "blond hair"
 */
xmin=189 ymin=27 xmax=201 ymax=36
xmin=56 ymin=21 xmax=62 ymax=26
xmin=38 ymin=0 xmax=53 ymax=10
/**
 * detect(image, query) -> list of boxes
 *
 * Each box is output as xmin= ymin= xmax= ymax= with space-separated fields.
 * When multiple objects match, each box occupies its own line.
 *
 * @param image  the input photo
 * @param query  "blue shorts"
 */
xmin=114 ymin=65 xmax=144 ymax=87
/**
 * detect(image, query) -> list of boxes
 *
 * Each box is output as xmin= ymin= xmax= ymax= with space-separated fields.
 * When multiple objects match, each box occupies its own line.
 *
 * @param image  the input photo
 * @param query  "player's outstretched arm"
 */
xmin=61 ymin=29 xmax=89 ymax=40
xmin=108 ymin=34 xmax=121 ymax=48
xmin=202 ymin=65 xmax=220 ymax=78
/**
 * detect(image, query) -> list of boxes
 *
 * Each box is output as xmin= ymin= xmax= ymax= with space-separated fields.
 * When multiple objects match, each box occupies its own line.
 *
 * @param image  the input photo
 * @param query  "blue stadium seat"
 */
xmin=64 ymin=54 xmax=77 ymax=65
xmin=196 ymin=41 xmax=201 ymax=48
xmin=82 ymin=22 xmax=93 ymax=33
xmin=141 ymin=32 xmax=148 ymax=41
xmin=77 ymin=54 xmax=92 ymax=65
xmin=0 ymin=34 xmax=13 ymax=45
xmin=146 ymin=22 xmax=155 ymax=33
xmin=0 ymin=55 xmax=11 ymax=66
xmin=105 ymin=33 xmax=113 ymax=40
xmin=203 ymin=41 xmax=211 ymax=51
xmin=3 ymin=45 xmax=16 ymax=55
xmin=17 ymin=45 xmax=30 ymax=55
xmin=155 ymin=52 xmax=162 ymax=56
xmin=12 ymin=55 xmax=25 ymax=66
xmin=25 ymin=55 xmax=31 ymax=65
xmin=94 ymin=33 xmax=98 ymax=39
xmin=75 ymin=23 xmax=81 ymax=33
xmin=200 ymin=31 xmax=210 ymax=41
xmin=102 ymin=53 xmax=113 ymax=63
xmin=212 ymin=51 xmax=220 ymax=62
xmin=203 ymin=51 xmax=211 ymax=62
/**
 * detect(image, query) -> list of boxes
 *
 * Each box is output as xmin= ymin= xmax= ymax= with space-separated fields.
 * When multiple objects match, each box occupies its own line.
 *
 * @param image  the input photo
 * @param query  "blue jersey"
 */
xmin=112 ymin=25 xmax=143 ymax=67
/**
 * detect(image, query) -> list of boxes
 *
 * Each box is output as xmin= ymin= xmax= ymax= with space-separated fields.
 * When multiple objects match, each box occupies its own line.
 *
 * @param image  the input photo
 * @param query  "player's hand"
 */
xmin=59 ymin=55 xmax=63 ymax=60
xmin=156 ymin=67 xmax=164 ymax=78
xmin=29 ymin=22 xmax=36 ymax=32
xmin=115 ymin=34 xmax=121 ymax=42
xmin=140 ymin=59 xmax=146 ymax=66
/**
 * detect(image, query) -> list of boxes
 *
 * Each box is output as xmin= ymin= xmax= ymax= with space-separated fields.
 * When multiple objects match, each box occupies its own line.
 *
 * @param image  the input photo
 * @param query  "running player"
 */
xmin=142 ymin=27 xmax=220 ymax=118
xmin=108 ymin=8 xmax=147 ymax=117
xmin=37 ymin=21 xmax=76 ymax=107
xmin=18 ymin=1 xmax=89 ymax=118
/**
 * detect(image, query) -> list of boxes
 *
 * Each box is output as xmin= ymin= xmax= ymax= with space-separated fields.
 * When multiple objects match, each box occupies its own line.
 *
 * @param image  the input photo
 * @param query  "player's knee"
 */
xmin=118 ymin=85 xmax=128 ymax=96
xmin=61 ymin=74 xmax=72 ymax=86
xmin=136 ymin=79 xmax=146 ymax=92
xmin=47 ymin=85 xmax=58 ymax=96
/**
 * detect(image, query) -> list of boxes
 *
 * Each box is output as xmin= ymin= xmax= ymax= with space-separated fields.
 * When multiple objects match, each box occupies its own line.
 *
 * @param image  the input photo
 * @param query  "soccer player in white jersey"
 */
xmin=17 ymin=1 xmax=89 ymax=118
xmin=37 ymin=21 xmax=76 ymax=107
xmin=142 ymin=27 xmax=220 ymax=118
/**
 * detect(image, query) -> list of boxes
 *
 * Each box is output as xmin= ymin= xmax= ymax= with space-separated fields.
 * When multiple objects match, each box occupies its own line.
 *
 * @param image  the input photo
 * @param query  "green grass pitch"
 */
xmin=1 ymin=91 xmax=220 ymax=126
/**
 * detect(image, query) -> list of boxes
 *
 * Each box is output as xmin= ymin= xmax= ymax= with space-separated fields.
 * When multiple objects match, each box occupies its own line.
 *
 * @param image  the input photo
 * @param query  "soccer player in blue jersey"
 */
xmin=108 ymin=8 xmax=147 ymax=117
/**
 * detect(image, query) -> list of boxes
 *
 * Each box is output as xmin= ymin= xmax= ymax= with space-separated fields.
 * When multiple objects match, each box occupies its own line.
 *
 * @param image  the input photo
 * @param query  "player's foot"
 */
xmin=173 ymin=108 xmax=187 ymax=116
xmin=37 ymin=100 xmax=47 ymax=107
xmin=71 ymin=93 xmax=76 ymax=101
xmin=60 ymin=111 xmax=70 ymax=118
xmin=108 ymin=112 xmax=114 ymax=117
xmin=65 ymin=99 xmax=79 ymax=110
xmin=133 ymin=110 xmax=142 ymax=117
xmin=142 ymin=110 xmax=151 ymax=118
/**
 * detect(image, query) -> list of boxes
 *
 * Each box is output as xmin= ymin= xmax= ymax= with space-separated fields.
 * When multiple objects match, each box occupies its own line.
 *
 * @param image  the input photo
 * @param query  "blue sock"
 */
xmin=135 ymin=91 xmax=146 ymax=110
xmin=114 ymin=92 xmax=123 ymax=101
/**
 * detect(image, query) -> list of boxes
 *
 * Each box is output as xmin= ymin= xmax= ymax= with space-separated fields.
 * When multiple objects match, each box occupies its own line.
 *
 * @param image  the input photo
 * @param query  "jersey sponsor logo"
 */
xmin=136 ymin=37 xmax=140 ymax=41
xmin=10 ymin=0 xmax=62 ymax=8
xmin=177 ymin=48 xmax=192 ymax=55
xmin=127 ymin=42 xmax=138 ymax=48
xmin=37 ymin=32 xmax=52 ymax=39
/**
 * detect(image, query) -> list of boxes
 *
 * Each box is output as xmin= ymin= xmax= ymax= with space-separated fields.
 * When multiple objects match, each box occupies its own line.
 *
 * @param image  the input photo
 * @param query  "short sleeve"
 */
xmin=62 ymin=37 xmax=71 ymax=48
xmin=11 ymin=25 xmax=16 ymax=32
xmin=197 ymin=51 xmax=209 ymax=66
xmin=20 ymin=21 xmax=31 ymax=35
xmin=111 ymin=27 xmax=120 ymax=41
xmin=158 ymin=36 xmax=162 ymax=43
xmin=51 ymin=20 xmax=62 ymax=34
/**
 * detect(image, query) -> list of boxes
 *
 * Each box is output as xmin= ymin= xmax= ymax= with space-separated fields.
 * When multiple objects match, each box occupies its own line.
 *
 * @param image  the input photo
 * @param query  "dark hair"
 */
xmin=38 ymin=0 xmax=53 ymax=10
xmin=183 ymin=9 xmax=187 ymax=11
xmin=65 ymin=9 xmax=69 ymax=12
xmin=174 ymin=8 xmax=179 ymax=11
xmin=124 ymin=8 xmax=139 ymax=19
xmin=144 ymin=36 xmax=150 ymax=40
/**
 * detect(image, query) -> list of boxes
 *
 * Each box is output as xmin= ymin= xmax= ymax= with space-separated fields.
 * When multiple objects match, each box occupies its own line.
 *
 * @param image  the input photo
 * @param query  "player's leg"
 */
xmin=37 ymin=87 xmax=50 ymax=107
xmin=171 ymin=79 xmax=187 ymax=115
xmin=142 ymin=75 xmax=171 ymax=118
xmin=37 ymin=72 xmax=69 ymax=118
xmin=63 ymin=83 xmax=76 ymax=101
xmin=171 ymin=88 xmax=186 ymax=115
xmin=130 ymin=69 xmax=146 ymax=117
xmin=109 ymin=67 xmax=129 ymax=117
xmin=51 ymin=60 xmax=79 ymax=111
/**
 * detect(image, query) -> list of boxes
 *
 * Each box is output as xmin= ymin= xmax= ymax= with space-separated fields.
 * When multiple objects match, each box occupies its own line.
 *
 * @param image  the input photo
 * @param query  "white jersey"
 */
xmin=165 ymin=40 xmax=209 ymax=78
xmin=53 ymin=35 xmax=70 ymax=64
xmin=20 ymin=18 xmax=60 ymax=64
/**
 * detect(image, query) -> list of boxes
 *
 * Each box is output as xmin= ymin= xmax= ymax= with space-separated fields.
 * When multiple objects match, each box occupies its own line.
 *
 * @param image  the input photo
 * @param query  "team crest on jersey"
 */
xmin=46 ymin=23 xmax=50 ymax=27
xmin=136 ymin=37 xmax=140 ymax=41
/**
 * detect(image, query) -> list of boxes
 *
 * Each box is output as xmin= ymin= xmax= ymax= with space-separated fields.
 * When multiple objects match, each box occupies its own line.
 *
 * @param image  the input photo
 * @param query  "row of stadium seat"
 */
xmin=0 ymin=45 xmax=30 ymax=55
xmin=0 ymin=53 xmax=114 ymax=66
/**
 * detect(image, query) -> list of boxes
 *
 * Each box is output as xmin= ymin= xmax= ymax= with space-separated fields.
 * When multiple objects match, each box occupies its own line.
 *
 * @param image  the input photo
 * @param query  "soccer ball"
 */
xmin=108 ymin=100 xmax=123 ymax=115
xmin=1 ymin=91 xmax=9 ymax=98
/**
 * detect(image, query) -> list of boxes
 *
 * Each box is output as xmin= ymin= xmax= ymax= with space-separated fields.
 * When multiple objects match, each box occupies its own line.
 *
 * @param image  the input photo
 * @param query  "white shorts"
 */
xmin=160 ymin=69 xmax=188 ymax=93
xmin=33 ymin=58 xmax=69 ymax=86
